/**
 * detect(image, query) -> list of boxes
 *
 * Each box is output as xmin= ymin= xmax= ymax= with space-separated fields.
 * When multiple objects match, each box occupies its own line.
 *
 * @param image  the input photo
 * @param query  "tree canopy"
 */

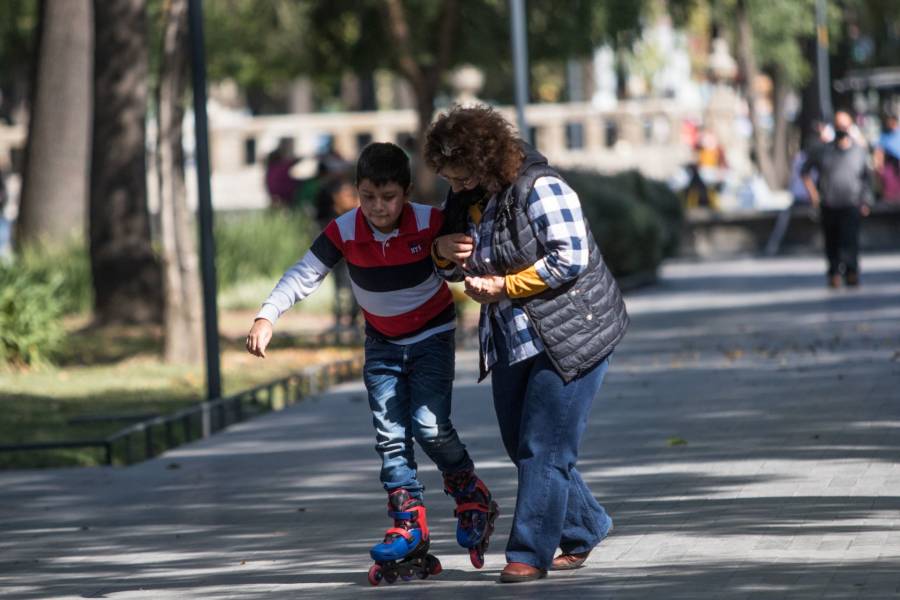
xmin=203 ymin=0 xmax=650 ymax=112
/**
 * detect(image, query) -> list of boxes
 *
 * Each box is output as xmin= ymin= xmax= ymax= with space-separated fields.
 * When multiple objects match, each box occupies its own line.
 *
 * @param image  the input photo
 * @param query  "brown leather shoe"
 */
xmin=551 ymin=549 xmax=591 ymax=570
xmin=828 ymin=274 xmax=841 ymax=288
xmin=499 ymin=562 xmax=548 ymax=583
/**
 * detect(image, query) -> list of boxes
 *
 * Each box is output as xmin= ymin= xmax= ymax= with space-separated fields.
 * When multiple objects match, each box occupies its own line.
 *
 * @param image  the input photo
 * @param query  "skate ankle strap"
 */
xmin=453 ymin=502 xmax=489 ymax=516
xmin=385 ymin=527 xmax=414 ymax=542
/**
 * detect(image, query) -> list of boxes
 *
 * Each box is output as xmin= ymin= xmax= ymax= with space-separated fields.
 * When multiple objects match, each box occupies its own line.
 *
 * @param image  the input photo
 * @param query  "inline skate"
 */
xmin=368 ymin=488 xmax=442 ymax=585
xmin=443 ymin=470 xmax=499 ymax=568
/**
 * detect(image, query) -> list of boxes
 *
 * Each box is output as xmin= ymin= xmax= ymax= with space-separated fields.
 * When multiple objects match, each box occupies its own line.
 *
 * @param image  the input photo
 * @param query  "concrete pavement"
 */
xmin=2 ymin=254 xmax=899 ymax=599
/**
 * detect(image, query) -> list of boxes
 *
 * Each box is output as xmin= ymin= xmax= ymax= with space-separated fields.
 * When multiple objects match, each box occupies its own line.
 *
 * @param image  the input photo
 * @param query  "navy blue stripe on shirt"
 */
xmin=309 ymin=232 xmax=343 ymax=269
xmin=347 ymin=256 xmax=435 ymax=293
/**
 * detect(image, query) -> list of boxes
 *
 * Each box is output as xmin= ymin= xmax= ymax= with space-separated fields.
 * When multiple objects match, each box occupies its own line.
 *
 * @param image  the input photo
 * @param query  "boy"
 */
xmin=246 ymin=142 xmax=498 ymax=573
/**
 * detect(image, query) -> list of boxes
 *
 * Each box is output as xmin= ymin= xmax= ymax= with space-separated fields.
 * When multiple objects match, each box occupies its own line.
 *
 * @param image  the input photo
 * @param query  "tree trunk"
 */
xmin=17 ymin=0 xmax=92 ymax=246
xmin=158 ymin=0 xmax=202 ymax=363
xmin=414 ymin=93 xmax=438 ymax=204
xmin=90 ymin=0 xmax=162 ymax=324
xmin=379 ymin=0 xmax=459 ymax=204
xmin=735 ymin=0 xmax=778 ymax=189
xmin=771 ymin=66 xmax=791 ymax=188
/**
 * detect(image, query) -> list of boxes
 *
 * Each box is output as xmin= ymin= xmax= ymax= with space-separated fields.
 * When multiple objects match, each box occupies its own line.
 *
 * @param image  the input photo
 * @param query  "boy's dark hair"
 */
xmin=356 ymin=142 xmax=411 ymax=190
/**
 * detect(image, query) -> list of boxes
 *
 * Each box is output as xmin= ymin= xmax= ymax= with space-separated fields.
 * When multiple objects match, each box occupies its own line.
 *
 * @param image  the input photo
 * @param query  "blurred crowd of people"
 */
xmin=264 ymin=139 xmax=361 ymax=331
xmin=679 ymin=108 xmax=900 ymax=212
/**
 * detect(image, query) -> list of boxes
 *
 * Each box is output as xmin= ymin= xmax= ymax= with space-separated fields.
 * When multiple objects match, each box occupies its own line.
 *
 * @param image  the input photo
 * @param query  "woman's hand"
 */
xmin=464 ymin=275 xmax=507 ymax=304
xmin=434 ymin=233 xmax=474 ymax=266
xmin=246 ymin=318 xmax=273 ymax=358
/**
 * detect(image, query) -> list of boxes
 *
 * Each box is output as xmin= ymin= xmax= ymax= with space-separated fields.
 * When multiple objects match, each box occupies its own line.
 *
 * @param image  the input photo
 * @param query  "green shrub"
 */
xmin=17 ymin=239 xmax=93 ymax=315
xmin=0 ymin=265 xmax=65 ymax=366
xmin=215 ymin=210 xmax=314 ymax=290
xmin=560 ymin=169 xmax=682 ymax=277
xmin=605 ymin=170 xmax=683 ymax=258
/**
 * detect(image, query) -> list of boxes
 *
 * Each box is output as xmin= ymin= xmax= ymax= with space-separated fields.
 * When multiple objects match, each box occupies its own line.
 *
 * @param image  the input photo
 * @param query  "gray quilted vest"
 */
xmin=485 ymin=148 xmax=629 ymax=382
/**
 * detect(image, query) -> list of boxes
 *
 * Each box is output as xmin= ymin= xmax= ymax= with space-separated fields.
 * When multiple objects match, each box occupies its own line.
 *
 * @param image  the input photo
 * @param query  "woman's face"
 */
xmin=439 ymin=164 xmax=478 ymax=194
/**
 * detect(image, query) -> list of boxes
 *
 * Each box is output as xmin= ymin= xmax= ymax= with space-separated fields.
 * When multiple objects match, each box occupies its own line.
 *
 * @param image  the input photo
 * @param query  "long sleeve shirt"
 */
xmin=258 ymin=203 xmax=455 ymax=344
xmin=435 ymin=176 xmax=589 ymax=371
xmin=801 ymin=141 xmax=873 ymax=208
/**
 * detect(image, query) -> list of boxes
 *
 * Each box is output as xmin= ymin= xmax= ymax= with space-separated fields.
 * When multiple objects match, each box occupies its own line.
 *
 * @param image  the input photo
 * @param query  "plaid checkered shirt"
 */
xmin=437 ymin=176 xmax=590 ymax=374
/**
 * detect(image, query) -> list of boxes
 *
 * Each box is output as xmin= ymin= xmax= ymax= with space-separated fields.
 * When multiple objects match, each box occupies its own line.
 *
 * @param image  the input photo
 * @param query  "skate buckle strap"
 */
xmin=388 ymin=510 xmax=415 ymax=520
xmin=385 ymin=527 xmax=414 ymax=541
xmin=453 ymin=502 xmax=489 ymax=516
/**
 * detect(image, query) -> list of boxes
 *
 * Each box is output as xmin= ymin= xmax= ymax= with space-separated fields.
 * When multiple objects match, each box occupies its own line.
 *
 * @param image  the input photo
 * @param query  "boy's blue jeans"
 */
xmin=363 ymin=330 xmax=473 ymax=499
xmin=490 ymin=323 xmax=613 ymax=570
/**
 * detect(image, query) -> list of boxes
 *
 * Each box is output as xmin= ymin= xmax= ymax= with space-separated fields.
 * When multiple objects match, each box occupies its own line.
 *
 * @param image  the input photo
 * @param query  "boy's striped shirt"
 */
xmin=257 ymin=202 xmax=455 ymax=344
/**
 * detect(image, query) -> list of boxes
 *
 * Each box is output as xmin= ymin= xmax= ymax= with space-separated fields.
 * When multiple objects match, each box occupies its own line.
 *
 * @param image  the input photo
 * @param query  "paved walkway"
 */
xmin=2 ymin=255 xmax=899 ymax=599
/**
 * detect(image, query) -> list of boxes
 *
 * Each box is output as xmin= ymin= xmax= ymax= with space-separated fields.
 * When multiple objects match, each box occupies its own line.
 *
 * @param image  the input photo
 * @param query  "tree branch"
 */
xmin=380 ymin=0 xmax=426 ymax=95
xmin=430 ymin=0 xmax=460 ymax=91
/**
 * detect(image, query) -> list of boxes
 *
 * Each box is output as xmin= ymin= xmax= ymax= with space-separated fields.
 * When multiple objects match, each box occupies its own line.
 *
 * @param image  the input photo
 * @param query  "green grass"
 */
xmin=215 ymin=209 xmax=314 ymax=291
xmin=0 ymin=210 xmax=362 ymax=468
xmin=0 ymin=323 xmax=358 ymax=469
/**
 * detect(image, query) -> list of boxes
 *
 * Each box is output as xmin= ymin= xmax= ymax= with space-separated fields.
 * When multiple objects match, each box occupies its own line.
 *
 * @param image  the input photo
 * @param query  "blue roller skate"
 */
xmin=443 ymin=470 xmax=500 ymax=568
xmin=367 ymin=488 xmax=442 ymax=586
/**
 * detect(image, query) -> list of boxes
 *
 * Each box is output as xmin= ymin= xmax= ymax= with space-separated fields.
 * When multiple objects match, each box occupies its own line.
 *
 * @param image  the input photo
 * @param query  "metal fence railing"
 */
xmin=0 ymin=356 xmax=363 ymax=467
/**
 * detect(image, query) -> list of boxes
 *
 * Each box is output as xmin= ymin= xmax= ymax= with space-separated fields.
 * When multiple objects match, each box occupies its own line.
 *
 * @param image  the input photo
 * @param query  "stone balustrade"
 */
xmin=1 ymin=100 xmax=699 ymax=211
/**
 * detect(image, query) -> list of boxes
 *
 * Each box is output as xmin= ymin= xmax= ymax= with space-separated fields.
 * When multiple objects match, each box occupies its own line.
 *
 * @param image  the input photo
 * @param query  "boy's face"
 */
xmin=357 ymin=179 xmax=410 ymax=233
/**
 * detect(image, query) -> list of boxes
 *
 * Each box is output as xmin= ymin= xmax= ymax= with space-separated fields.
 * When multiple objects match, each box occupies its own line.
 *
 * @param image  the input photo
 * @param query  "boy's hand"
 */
xmin=246 ymin=318 xmax=273 ymax=358
xmin=434 ymin=233 xmax=474 ymax=266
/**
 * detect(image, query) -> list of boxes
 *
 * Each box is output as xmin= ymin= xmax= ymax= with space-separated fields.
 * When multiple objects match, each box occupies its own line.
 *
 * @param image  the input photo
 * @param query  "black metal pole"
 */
xmin=509 ymin=0 xmax=529 ymax=139
xmin=815 ymin=0 xmax=833 ymax=122
xmin=188 ymin=0 xmax=222 ymax=401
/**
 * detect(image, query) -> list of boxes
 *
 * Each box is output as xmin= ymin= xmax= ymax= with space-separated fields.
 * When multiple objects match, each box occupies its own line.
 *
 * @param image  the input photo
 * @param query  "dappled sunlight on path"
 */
xmin=1 ymin=254 xmax=899 ymax=598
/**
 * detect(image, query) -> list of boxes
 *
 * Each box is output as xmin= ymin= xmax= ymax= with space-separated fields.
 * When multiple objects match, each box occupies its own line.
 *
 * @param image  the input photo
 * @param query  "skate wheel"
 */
xmin=367 ymin=564 xmax=383 ymax=586
xmin=384 ymin=571 xmax=398 ymax=584
xmin=428 ymin=555 xmax=443 ymax=576
xmin=469 ymin=547 xmax=484 ymax=569
xmin=401 ymin=574 xmax=413 ymax=582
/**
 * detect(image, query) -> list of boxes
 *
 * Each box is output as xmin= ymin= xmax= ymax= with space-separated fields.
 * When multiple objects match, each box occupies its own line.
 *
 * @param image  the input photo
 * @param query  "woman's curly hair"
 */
xmin=424 ymin=105 xmax=525 ymax=194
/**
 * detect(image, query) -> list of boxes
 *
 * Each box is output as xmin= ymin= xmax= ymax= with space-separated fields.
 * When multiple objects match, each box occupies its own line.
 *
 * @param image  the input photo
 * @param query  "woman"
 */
xmin=425 ymin=106 xmax=629 ymax=583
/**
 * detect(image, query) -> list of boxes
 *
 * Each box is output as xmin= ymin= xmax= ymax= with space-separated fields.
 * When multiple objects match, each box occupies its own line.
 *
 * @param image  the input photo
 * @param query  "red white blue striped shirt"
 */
xmin=257 ymin=203 xmax=455 ymax=344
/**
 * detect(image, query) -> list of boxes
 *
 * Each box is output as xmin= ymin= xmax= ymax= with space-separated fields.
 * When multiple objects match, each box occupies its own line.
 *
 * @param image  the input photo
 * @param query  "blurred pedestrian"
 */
xmin=0 ymin=166 xmax=11 ymax=261
xmin=802 ymin=110 xmax=874 ymax=288
xmin=314 ymin=149 xmax=359 ymax=333
xmin=315 ymin=175 xmax=360 ymax=332
xmin=873 ymin=112 xmax=900 ymax=203
xmin=264 ymin=139 xmax=300 ymax=208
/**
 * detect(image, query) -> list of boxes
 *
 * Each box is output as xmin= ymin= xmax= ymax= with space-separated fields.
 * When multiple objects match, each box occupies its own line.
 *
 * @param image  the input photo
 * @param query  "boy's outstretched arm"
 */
xmin=247 ymin=225 xmax=345 ymax=358
xmin=246 ymin=318 xmax=273 ymax=358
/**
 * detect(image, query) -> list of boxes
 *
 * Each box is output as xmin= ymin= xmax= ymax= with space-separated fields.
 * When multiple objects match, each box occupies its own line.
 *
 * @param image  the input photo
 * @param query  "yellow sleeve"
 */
xmin=505 ymin=265 xmax=549 ymax=299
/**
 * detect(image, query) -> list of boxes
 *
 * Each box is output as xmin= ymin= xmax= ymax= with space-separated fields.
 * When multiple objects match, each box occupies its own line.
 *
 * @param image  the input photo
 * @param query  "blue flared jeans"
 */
xmin=490 ymin=323 xmax=613 ymax=569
